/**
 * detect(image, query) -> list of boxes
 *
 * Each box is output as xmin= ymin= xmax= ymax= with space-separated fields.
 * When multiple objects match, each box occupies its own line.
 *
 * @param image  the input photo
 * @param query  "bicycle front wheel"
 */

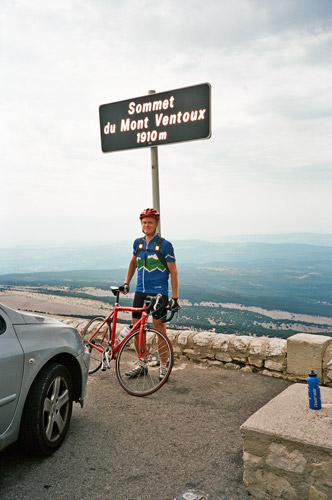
xmin=81 ymin=316 xmax=111 ymax=374
xmin=116 ymin=327 xmax=173 ymax=397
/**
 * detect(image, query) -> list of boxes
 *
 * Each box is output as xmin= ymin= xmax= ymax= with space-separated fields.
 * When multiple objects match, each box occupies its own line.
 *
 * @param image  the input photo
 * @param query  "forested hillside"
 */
xmin=1 ymin=240 xmax=332 ymax=338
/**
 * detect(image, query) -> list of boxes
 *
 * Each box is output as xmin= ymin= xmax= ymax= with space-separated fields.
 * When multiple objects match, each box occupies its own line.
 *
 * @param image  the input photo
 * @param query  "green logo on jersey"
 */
xmin=137 ymin=255 xmax=167 ymax=273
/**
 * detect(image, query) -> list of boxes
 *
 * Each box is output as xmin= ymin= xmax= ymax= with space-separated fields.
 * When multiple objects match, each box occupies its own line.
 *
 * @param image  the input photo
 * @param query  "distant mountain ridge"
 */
xmin=209 ymin=233 xmax=332 ymax=246
xmin=1 ymin=237 xmax=332 ymax=336
xmin=0 ymin=234 xmax=332 ymax=274
xmin=175 ymin=240 xmax=332 ymax=265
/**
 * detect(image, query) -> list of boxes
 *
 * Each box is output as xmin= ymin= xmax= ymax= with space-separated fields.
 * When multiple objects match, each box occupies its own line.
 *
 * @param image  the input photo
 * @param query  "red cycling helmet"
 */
xmin=139 ymin=208 xmax=160 ymax=220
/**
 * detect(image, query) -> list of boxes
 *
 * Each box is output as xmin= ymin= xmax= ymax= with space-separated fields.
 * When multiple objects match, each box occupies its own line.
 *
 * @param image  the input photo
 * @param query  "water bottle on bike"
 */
xmin=118 ymin=324 xmax=133 ymax=342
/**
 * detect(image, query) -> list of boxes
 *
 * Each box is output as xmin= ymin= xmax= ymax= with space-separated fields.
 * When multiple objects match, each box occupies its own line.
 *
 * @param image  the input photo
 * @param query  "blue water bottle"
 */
xmin=307 ymin=370 xmax=322 ymax=410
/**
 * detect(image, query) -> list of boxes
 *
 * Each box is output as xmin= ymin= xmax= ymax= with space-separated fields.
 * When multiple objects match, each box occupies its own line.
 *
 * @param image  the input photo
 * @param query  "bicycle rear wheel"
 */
xmin=116 ymin=327 xmax=173 ymax=397
xmin=81 ymin=316 xmax=111 ymax=374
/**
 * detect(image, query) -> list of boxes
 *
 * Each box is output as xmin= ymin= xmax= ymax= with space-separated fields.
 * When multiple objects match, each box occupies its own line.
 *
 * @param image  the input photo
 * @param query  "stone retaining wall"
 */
xmin=60 ymin=317 xmax=332 ymax=386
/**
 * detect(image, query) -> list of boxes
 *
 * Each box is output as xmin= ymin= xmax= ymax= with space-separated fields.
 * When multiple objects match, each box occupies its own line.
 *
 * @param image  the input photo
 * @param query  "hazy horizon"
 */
xmin=1 ymin=232 xmax=332 ymax=276
xmin=1 ymin=231 xmax=332 ymax=251
xmin=2 ymin=0 xmax=332 ymax=247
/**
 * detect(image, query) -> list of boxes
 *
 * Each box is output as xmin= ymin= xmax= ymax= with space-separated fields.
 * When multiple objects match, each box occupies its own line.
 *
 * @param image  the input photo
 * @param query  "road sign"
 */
xmin=99 ymin=83 xmax=211 ymax=153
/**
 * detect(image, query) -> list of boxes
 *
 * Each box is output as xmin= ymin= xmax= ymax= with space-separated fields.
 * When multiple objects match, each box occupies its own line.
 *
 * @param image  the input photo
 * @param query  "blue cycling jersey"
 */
xmin=133 ymin=235 xmax=176 ymax=295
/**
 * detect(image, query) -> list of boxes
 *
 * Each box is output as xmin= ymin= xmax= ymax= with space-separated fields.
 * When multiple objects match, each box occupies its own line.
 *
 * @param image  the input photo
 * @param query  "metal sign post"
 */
xmin=149 ymin=89 xmax=161 ymax=233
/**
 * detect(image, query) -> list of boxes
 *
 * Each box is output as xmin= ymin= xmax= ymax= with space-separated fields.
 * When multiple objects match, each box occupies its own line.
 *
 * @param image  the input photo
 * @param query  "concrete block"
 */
xmin=287 ymin=333 xmax=332 ymax=380
xmin=241 ymin=383 xmax=332 ymax=450
xmin=241 ymin=384 xmax=332 ymax=499
xmin=323 ymin=344 xmax=332 ymax=386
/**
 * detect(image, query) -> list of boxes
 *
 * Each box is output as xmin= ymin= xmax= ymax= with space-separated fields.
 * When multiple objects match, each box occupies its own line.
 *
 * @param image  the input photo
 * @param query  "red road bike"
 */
xmin=82 ymin=286 xmax=175 ymax=397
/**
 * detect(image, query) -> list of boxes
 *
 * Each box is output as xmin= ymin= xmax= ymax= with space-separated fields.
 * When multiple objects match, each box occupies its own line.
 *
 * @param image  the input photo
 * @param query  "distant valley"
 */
xmin=1 ymin=233 xmax=332 ymax=274
xmin=1 ymin=237 xmax=332 ymax=338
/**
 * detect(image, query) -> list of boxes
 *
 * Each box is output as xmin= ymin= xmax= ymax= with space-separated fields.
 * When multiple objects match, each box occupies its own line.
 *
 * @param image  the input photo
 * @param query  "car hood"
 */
xmin=0 ymin=303 xmax=62 ymax=325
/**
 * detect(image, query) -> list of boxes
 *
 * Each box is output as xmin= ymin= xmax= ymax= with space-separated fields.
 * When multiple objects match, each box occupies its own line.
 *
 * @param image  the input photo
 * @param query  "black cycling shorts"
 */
xmin=132 ymin=292 xmax=168 ymax=320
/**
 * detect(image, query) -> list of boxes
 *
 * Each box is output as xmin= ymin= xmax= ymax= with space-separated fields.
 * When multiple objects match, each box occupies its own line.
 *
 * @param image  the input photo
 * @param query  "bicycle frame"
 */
xmin=83 ymin=287 xmax=175 ymax=396
xmin=87 ymin=297 xmax=150 ymax=360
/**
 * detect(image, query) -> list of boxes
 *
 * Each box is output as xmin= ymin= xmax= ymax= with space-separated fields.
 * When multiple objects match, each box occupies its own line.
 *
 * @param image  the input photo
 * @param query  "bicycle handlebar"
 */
xmin=143 ymin=294 xmax=163 ymax=314
xmin=144 ymin=295 xmax=180 ymax=323
xmin=110 ymin=286 xmax=179 ymax=323
xmin=110 ymin=285 xmax=128 ymax=298
xmin=162 ymin=307 xmax=177 ymax=323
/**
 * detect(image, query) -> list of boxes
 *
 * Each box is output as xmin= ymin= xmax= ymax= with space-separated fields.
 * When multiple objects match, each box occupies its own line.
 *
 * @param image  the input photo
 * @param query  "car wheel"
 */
xmin=20 ymin=363 xmax=73 ymax=456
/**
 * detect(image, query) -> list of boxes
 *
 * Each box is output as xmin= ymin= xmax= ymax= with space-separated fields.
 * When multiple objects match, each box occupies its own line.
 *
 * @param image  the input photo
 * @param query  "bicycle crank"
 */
xmin=101 ymin=346 xmax=113 ymax=371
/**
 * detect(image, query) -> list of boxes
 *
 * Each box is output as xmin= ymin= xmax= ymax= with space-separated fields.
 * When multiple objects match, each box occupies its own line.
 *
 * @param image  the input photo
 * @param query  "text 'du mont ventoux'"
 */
xmin=103 ymin=95 xmax=208 ymax=145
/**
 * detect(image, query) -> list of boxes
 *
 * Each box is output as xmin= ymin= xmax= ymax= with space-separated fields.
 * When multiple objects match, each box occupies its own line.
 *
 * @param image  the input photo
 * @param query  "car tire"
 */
xmin=20 ymin=363 xmax=73 ymax=456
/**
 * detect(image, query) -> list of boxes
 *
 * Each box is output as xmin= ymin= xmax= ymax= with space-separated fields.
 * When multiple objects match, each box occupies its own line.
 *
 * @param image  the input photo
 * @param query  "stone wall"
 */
xmin=167 ymin=330 xmax=332 ymax=386
xmin=60 ymin=317 xmax=332 ymax=386
xmin=166 ymin=329 xmax=288 ymax=377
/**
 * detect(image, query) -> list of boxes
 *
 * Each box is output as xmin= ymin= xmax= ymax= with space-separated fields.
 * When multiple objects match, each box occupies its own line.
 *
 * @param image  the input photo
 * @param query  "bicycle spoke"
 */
xmin=116 ymin=328 xmax=173 ymax=396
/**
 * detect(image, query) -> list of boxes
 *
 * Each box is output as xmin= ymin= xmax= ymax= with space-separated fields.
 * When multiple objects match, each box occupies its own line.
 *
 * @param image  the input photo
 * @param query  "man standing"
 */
xmin=122 ymin=208 xmax=179 ymax=380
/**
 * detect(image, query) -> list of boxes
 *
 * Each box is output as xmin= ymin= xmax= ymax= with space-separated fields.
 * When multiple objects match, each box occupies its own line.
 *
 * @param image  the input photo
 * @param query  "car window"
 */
xmin=0 ymin=315 xmax=6 ymax=335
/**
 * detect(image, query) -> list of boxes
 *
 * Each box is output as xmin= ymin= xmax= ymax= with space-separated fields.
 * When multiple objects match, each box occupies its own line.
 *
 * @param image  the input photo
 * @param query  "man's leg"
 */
xmin=125 ymin=296 xmax=147 ymax=378
xmin=153 ymin=317 xmax=168 ymax=367
xmin=131 ymin=292 xmax=144 ymax=353
xmin=132 ymin=317 xmax=140 ymax=353
xmin=153 ymin=317 xmax=166 ymax=335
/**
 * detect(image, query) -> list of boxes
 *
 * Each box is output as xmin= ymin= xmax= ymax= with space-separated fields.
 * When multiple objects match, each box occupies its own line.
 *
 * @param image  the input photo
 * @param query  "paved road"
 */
xmin=0 ymin=362 xmax=291 ymax=500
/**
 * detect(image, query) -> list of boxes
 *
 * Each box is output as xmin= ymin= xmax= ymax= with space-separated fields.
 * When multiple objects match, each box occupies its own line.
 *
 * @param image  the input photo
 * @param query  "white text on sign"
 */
xmin=103 ymin=94 xmax=207 ymax=147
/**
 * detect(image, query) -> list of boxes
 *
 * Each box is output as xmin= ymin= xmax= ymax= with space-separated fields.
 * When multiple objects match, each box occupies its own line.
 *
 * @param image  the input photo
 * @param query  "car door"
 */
xmin=0 ymin=311 xmax=24 ymax=435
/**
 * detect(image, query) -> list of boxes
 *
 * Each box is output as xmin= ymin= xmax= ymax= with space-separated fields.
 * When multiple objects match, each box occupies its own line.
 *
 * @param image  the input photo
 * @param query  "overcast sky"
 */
xmin=1 ymin=0 xmax=332 ymax=247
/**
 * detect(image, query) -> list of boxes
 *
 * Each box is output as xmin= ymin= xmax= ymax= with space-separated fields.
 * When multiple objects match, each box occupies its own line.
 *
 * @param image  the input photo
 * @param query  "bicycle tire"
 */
xmin=116 ymin=327 xmax=173 ymax=397
xmin=81 ymin=316 xmax=111 ymax=374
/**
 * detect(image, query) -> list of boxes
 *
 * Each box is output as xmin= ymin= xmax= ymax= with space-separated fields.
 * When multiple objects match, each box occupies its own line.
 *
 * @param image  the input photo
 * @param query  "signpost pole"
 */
xmin=149 ymin=89 xmax=161 ymax=234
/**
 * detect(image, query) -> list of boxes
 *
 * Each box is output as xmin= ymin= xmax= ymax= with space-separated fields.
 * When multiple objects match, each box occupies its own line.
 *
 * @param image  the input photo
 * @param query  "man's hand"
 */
xmin=169 ymin=298 xmax=180 ymax=312
xmin=119 ymin=283 xmax=130 ymax=294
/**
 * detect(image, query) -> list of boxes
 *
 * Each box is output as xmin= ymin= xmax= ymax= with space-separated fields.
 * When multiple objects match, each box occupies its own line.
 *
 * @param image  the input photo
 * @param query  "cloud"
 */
xmin=1 ymin=0 xmax=332 ymax=246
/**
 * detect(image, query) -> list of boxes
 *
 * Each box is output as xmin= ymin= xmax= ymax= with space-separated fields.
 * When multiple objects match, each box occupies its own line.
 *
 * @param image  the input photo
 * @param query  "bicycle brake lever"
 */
xmin=153 ymin=294 xmax=163 ymax=311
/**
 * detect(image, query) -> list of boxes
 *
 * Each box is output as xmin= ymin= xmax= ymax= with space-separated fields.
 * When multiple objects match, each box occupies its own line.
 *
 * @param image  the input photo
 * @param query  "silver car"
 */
xmin=0 ymin=303 xmax=90 ymax=456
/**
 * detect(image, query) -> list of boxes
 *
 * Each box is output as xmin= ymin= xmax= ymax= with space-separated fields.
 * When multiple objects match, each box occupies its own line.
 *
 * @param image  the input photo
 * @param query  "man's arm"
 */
xmin=167 ymin=261 xmax=179 ymax=299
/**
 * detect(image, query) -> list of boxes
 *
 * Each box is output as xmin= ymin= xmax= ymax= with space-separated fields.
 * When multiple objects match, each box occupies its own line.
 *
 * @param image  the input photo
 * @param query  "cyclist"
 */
xmin=121 ymin=208 xmax=179 ymax=380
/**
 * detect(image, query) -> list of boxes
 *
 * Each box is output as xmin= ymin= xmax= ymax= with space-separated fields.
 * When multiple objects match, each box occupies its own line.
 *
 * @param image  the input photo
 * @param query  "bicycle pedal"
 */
xmin=102 ymin=360 xmax=111 ymax=370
